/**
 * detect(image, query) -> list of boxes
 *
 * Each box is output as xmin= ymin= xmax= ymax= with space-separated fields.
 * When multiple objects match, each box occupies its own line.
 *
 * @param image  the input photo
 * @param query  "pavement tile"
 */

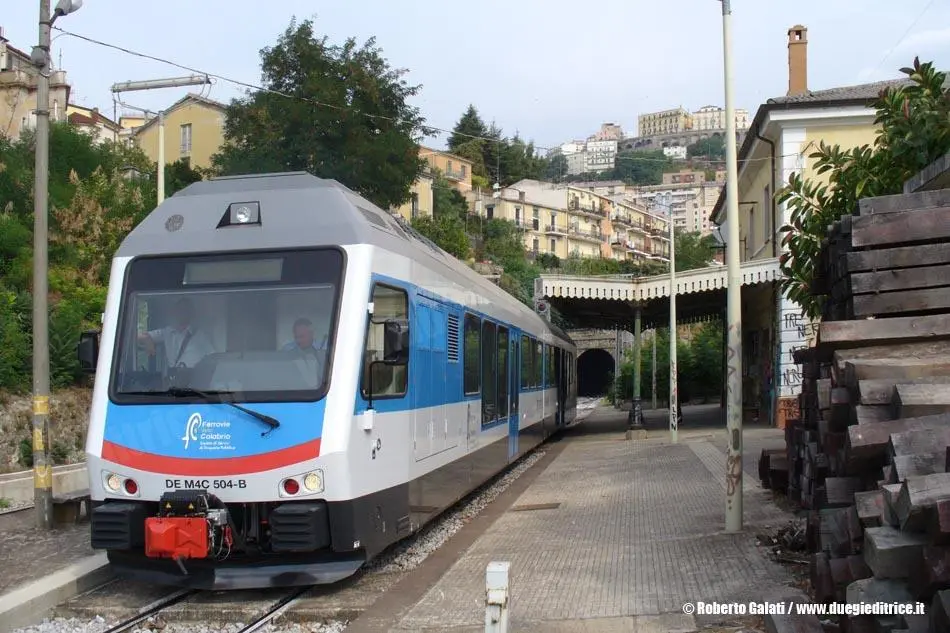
xmin=392 ymin=406 xmax=801 ymax=631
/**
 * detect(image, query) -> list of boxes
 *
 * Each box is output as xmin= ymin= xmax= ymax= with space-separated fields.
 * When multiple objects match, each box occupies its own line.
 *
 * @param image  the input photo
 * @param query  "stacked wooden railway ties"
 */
xmin=757 ymin=187 xmax=950 ymax=633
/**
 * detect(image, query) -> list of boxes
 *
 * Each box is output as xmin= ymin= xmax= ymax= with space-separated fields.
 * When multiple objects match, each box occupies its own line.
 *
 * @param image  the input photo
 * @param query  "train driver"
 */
xmin=137 ymin=297 xmax=216 ymax=368
xmin=282 ymin=317 xmax=327 ymax=387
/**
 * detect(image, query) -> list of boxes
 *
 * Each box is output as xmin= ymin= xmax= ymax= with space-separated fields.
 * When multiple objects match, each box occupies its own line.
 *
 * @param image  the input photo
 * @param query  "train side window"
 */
xmin=464 ymin=314 xmax=480 ymax=395
xmin=361 ymin=283 xmax=408 ymax=398
xmin=497 ymin=326 xmax=509 ymax=418
xmin=548 ymin=345 xmax=556 ymax=388
xmin=533 ymin=340 xmax=542 ymax=388
xmin=481 ymin=321 xmax=496 ymax=425
xmin=520 ymin=334 xmax=531 ymax=389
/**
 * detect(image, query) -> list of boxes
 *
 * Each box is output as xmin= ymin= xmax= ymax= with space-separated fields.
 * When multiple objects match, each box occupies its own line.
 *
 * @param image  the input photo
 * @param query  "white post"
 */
xmin=721 ymin=0 xmax=744 ymax=532
xmin=485 ymin=561 xmax=510 ymax=633
xmin=652 ymin=329 xmax=657 ymax=410
xmin=157 ymin=110 xmax=165 ymax=204
xmin=666 ymin=194 xmax=678 ymax=444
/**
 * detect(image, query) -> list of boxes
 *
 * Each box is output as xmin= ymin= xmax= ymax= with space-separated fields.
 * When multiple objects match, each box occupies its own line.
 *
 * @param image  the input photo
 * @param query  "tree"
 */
xmin=453 ymin=138 xmax=489 ymax=182
xmin=545 ymin=154 xmax=568 ymax=182
xmin=778 ymin=57 xmax=950 ymax=320
xmin=447 ymin=104 xmax=487 ymax=151
xmin=164 ymin=159 xmax=207 ymax=198
xmin=674 ymin=230 xmax=719 ymax=271
xmin=687 ymin=135 xmax=725 ymax=160
xmin=210 ymin=18 xmax=428 ymax=210
xmin=0 ymin=121 xmax=157 ymax=392
xmin=612 ymin=150 xmax=672 ymax=185
xmin=410 ymin=170 xmax=472 ymax=260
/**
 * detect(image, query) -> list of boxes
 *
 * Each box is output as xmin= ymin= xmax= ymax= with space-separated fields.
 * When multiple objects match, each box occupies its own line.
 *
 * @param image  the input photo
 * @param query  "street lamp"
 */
xmin=659 ymin=191 xmax=678 ymax=444
xmin=111 ymin=74 xmax=211 ymax=204
xmin=720 ymin=0 xmax=744 ymax=533
xmin=30 ymin=0 xmax=83 ymax=530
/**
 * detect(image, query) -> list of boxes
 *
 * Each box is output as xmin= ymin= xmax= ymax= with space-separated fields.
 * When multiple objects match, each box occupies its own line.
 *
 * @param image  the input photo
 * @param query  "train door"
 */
xmin=555 ymin=347 xmax=566 ymax=427
xmin=413 ymin=297 xmax=448 ymax=461
xmin=508 ymin=333 xmax=520 ymax=460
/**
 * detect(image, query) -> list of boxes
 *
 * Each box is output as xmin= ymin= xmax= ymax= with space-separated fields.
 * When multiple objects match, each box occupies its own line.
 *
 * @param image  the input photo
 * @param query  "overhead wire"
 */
xmin=864 ymin=0 xmax=938 ymax=80
xmin=52 ymin=24 xmax=814 ymax=171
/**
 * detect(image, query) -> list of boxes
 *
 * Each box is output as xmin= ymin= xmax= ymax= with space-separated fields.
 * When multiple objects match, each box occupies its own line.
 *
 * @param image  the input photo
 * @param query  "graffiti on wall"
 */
xmin=777 ymin=294 xmax=814 ymax=398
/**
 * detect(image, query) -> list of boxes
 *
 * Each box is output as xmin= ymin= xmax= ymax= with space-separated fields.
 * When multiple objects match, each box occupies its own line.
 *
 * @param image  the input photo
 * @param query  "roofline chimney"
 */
xmin=787 ymin=25 xmax=808 ymax=96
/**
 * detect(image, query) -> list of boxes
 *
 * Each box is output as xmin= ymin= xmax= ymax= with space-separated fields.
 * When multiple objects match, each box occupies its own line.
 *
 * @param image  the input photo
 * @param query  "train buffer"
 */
xmin=52 ymin=488 xmax=91 ymax=525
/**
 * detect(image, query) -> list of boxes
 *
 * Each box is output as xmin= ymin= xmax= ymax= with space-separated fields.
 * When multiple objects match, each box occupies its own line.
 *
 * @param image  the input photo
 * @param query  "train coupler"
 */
xmin=144 ymin=490 xmax=231 ymax=562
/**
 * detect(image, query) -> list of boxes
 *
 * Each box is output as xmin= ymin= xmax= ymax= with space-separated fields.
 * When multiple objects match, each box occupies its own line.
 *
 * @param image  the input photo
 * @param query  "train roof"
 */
xmin=115 ymin=171 xmax=573 ymax=346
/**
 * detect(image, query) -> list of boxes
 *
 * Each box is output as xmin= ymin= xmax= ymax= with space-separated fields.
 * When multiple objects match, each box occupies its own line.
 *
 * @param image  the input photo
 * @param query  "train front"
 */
xmin=82 ymin=194 xmax=360 ymax=589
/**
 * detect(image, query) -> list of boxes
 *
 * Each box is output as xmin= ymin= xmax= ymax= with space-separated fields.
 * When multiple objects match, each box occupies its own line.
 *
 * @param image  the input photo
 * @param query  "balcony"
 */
xmin=611 ymin=213 xmax=632 ymax=227
xmin=568 ymin=197 xmax=603 ymax=219
xmin=545 ymin=224 xmax=568 ymax=235
xmin=568 ymin=225 xmax=605 ymax=243
xmin=444 ymin=168 xmax=467 ymax=182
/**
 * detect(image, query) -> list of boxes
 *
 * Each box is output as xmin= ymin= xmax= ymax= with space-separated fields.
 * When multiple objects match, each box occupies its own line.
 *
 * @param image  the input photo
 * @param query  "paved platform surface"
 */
xmin=0 ymin=512 xmax=96 ymax=595
xmin=379 ymin=404 xmax=803 ymax=632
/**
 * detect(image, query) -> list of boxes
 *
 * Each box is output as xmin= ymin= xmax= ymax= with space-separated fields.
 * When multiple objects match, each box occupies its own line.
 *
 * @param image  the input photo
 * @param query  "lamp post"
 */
xmin=30 ymin=0 xmax=83 ymax=530
xmin=652 ymin=328 xmax=657 ymax=410
xmin=111 ymin=75 xmax=211 ymax=204
xmin=720 ymin=0 xmax=744 ymax=533
xmin=659 ymin=192 xmax=678 ymax=444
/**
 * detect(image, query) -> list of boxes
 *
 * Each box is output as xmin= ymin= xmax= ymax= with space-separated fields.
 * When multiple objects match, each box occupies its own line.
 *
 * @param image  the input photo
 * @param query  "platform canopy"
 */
xmin=535 ymin=258 xmax=782 ymax=330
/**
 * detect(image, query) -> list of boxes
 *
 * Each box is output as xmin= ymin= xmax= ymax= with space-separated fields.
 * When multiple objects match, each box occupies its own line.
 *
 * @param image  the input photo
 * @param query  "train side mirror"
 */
xmin=383 ymin=319 xmax=409 ymax=364
xmin=77 ymin=330 xmax=100 ymax=373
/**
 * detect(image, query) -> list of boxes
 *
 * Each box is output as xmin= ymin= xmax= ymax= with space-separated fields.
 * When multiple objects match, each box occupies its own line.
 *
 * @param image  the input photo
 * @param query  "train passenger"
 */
xmin=281 ymin=317 xmax=326 ymax=353
xmin=282 ymin=317 xmax=327 ymax=387
xmin=137 ymin=297 xmax=216 ymax=368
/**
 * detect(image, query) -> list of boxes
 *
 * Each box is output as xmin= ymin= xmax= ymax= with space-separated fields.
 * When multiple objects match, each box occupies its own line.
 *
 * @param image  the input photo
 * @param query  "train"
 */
xmin=77 ymin=171 xmax=578 ymax=590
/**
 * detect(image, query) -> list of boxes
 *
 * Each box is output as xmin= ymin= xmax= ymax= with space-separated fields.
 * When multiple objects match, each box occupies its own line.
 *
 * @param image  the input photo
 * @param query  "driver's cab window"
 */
xmin=132 ymin=294 xmax=221 ymax=374
xmin=362 ymin=284 xmax=409 ymax=398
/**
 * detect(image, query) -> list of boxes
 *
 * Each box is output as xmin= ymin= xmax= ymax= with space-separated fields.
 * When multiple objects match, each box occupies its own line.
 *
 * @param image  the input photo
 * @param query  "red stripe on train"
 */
xmin=101 ymin=439 xmax=322 ymax=475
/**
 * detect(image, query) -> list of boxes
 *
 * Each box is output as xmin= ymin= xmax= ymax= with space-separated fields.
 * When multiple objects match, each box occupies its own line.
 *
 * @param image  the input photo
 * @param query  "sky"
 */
xmin=3 ymin=0 xmax=949 ymax=152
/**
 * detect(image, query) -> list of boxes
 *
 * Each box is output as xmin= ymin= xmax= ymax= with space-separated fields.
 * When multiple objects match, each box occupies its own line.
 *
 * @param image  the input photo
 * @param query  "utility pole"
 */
xmin=30 ymin=0 xmax=83 ymax=530
xmin=652 ymin=329 xmax=657 ymax=410
xmin=663 ymin=192 xmax=678 ymax=444
xmin=110 ymin=75 xmax=211 ymax=204
xmin=721 ymin=0 xmax=744 ymax=533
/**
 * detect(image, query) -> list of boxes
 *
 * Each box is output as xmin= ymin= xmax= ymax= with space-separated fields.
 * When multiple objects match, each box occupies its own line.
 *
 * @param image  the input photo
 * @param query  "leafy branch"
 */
xmin=777 ymin=57 xmax=950 ymax=320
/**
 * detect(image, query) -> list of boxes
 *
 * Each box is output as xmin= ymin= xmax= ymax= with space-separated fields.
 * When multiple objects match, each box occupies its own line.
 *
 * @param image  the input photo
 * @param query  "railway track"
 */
xmin=22 ymin=401 xmax=602 ymax=632
xmin=95 ymin=585 xmax=314 ymax=633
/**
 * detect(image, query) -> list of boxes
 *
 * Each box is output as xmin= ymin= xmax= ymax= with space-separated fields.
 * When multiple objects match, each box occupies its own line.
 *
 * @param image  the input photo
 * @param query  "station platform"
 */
xmin=348 ymin=402 xmax=807 ymax=633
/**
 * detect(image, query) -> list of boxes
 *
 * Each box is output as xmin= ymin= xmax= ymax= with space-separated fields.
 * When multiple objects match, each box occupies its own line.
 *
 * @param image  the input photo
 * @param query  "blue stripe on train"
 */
xmin=102 ymin=400 xmax=326 ymax=458
xmin=352 ymin=274 xmax=568 ymax=435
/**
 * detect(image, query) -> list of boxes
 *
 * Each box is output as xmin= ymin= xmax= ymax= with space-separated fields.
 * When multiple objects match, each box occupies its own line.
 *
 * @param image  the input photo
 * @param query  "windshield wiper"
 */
xmin=125 ymin=387 xmax=281 ymax=436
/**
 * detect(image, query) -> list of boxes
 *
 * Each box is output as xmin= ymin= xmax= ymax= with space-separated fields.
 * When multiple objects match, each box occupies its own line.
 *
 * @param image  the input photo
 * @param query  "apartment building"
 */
xmin=592 ymin=122 xmax=624 ymax=141
xmin=0 ymin=27 xmax=70 ymax=140
xmin=584 ymin=139 xmax=618 ymax=173
xmin=626 ymin=179 xmax=722 ymax=236
xmin=637 ymin=107 xmax=692 ymax=137
xmin=419 ymin=145 xmax=474 ymax=193
xmin=131 ymin=93 xmax=227 ymax=171
xmin=66 ymin=104 xmax=121 ymax=144
xmin=469 ymin=179 xmax=670 ymax=263
xmin=692 ymin=105 xmax=750 ymax=131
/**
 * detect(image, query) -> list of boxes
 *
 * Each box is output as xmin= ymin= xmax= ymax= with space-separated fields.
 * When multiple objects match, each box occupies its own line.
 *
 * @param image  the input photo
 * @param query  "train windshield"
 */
xmin=109 ymin=248 xmax=344 ymax=403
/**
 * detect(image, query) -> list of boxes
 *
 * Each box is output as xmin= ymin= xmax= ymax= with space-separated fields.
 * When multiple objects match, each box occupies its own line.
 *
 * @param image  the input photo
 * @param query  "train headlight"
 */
xmin=303 ymin=470 xmax=324 ymax=493
xmin=227 ymin=201 xmax=260 ymax=225
xmin=278 ymin=469 xmax=325 ymax=497
xmin=102 ymin=471 xmax=140 ymax=497
xmin=106 ymin=473 xmax=121 ymax=492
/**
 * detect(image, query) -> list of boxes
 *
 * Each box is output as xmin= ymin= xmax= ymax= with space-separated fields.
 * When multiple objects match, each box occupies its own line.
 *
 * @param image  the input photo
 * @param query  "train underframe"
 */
xmin=90 ymin=490 xmax=366 ymax=589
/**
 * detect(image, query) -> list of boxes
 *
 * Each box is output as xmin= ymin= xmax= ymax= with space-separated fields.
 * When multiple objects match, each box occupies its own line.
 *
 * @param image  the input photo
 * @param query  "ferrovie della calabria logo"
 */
xmin=182 ymin=413 xmax=202 ymax=450
xmin=182 ymin=412 xmax=234 ymax=451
